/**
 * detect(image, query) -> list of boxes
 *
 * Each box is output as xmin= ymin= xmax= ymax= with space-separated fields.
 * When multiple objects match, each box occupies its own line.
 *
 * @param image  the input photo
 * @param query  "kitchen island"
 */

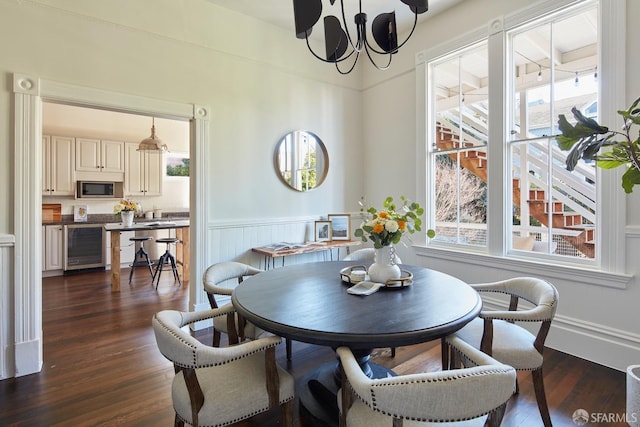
xmin=104 ymin=220 xmax=189 ymax=291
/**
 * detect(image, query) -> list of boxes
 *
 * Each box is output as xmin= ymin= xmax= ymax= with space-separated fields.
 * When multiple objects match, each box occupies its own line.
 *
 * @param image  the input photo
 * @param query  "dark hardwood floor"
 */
xmin=0 ymin=269 xmax=627 ymax=426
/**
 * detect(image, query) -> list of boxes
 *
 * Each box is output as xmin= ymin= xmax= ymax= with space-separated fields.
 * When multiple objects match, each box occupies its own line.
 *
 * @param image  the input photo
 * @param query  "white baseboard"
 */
xmin=0 ymin=343 xmax=15 ymax=380
xmin=14 ymin=338 xmax=42 ymax=377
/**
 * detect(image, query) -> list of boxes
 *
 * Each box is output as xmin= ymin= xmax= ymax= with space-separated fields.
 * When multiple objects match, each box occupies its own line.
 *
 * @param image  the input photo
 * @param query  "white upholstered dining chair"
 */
xmin=336 ymin=335 xmax=516 ymax=427
xmin=443 ymin=277 xmax=559 ymax=427
xmin=203 ymin=261 xmax=293 ymax=360
xmin=152 ymin=307 xmax=295 ymax=427
xmin=202 ymin=262 xmax=262 ymax=343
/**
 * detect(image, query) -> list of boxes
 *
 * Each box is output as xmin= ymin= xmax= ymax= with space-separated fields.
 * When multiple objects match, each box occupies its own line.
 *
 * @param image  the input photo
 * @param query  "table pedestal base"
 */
xmin=299 ymin=359 xmax=395 ymax=427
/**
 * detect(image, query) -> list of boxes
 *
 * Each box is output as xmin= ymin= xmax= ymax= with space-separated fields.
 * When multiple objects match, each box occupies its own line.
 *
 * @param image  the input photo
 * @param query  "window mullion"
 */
xmin=598 ymin=0 xmax=626 ymax=273
xmin=486 ymin=19 xmax=508 ymax=256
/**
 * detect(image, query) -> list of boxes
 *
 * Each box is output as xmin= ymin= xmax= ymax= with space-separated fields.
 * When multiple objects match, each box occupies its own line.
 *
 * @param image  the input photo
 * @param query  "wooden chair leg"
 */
xmin=450 ymin=346 xmax=460 ymax=369
xmin=281 ymin=399 xmax=294 ymax=427
xmin=226 ymin=313 xmax=240 ymax=345
xmin=339 ymin=361 xmax=353 ymax=427
xmin=212 ymin=329 xmax=221 ymax=347
xmin=532 ymin=367 xmax=553 ymax=427
xmin=174 ymin=414 xmax=184 ymax=427
xmin=441 ymin=337 xmax=450 ymax=370
xmin=390 ymin=347 xmax=396 ymax=357
xmin=486 ymin=402 xmax=507 ymax=427
xmin=286 ymin=338 xmax=292 ymax=361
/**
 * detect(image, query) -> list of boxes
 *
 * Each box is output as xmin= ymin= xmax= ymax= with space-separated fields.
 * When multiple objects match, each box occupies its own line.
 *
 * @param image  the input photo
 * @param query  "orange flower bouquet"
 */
xmin=354 ymin=196 xmax=434 ymax=249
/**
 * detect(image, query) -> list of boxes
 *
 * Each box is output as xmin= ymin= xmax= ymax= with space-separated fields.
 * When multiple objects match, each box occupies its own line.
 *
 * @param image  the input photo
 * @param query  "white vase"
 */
xmin=368 ymin=245 xmax=402 ymax=284
xmin=121 ymin=210 xmax=134 ymax=227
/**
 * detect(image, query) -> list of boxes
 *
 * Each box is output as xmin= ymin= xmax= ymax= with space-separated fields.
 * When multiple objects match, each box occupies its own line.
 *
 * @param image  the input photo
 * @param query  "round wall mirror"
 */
xmin=274 ymin=130 xmax=329 ymax=192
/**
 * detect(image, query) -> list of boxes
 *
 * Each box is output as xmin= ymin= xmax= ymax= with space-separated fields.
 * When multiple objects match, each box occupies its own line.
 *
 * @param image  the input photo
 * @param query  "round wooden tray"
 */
xmin=339 ymin=265 xmax=414 ymax=288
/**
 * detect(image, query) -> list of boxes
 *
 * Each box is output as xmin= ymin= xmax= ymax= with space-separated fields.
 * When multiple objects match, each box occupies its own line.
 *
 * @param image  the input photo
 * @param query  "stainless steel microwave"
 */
xmin=76 ymin=181 xmax=122 ymax=198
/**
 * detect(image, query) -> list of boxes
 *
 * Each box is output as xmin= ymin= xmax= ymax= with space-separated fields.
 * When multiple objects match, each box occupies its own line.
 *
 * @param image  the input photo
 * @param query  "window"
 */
xmin=508 ymin=5 xmax=599 ymax=260
xmin=431 ymin=42 xmax=489 ymax=247
xmin=421 ymin=0 xmax=626 ymax=273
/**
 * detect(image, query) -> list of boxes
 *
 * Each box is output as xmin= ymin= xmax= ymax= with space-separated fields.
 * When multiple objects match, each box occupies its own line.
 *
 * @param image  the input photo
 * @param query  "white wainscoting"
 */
xmin=191 ymin=215 xmax=359 ymax=319
xmin=206 ymin=215 xmax=354 ymax=269
xmin=0 ymin=234 xmax=16 ymax=380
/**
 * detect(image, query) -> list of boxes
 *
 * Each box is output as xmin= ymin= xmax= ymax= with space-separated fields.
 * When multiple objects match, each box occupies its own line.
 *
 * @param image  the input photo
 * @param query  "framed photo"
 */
xmin=314 ymin=220 xmax=332 ymax=242
xmin=328 ymin=214 xmax=351 ymax=241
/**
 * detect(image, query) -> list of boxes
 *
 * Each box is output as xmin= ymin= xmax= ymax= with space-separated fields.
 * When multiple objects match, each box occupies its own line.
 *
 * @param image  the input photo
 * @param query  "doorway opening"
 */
xmin=42 ymin=102 xmax=191 ymax=275
xmin=10 ymin=72 xmax=208 ymax=378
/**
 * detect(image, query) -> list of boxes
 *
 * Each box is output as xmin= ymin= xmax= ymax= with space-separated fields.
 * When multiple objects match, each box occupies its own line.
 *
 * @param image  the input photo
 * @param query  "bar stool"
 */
xmin=152 ymin=237 xmax=181 ymax=288
xmin=128 ymin=236 xmax=154 ymax=284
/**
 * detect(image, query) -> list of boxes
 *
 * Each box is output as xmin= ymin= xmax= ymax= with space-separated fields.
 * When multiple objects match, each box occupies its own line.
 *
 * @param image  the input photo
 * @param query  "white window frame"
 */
xmin=415 ymin=0 xmax=629 ymax=287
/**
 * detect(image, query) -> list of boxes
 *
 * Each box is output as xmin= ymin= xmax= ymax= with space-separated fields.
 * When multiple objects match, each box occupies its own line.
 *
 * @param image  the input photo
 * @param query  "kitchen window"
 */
xmin=419 ymin=0 xmax=626 ymax=274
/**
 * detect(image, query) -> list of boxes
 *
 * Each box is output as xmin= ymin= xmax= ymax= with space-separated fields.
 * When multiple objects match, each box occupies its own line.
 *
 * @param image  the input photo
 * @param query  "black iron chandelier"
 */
xmin=292 ymin=0 xmax=429 ymax=74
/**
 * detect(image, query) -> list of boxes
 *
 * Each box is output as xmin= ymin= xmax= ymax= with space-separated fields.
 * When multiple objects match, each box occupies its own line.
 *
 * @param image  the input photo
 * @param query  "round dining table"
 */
xmin=232 ymin=261 xmax=481 ymax=426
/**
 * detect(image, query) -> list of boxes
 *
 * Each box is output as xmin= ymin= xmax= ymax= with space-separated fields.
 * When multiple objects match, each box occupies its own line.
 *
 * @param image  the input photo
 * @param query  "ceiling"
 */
xmin=205 ymin=0 xmax=597 ymax=102
xmin=204 ymin=0 xmax=465 ymax=38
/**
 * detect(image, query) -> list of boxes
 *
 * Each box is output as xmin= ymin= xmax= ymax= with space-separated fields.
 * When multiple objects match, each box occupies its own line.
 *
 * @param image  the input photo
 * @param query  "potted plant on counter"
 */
xmin=558 ymin=96 xmax=640 ymax=193
xmin=114 ymin=199 xmax=140 ymax=227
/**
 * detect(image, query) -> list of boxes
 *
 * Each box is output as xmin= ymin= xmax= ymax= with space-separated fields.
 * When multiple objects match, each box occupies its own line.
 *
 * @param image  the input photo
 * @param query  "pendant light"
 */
xmin=137 ymin=117 xmax=168 ymax=152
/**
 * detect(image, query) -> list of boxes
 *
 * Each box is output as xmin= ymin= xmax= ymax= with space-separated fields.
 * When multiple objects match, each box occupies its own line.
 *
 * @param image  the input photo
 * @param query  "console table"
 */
xmin=252 ymin=240 xmax=360 ymax=269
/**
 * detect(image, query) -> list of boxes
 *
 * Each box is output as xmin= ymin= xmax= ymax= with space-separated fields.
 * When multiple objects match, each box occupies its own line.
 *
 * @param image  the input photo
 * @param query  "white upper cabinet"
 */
xmin=75 ymin=138 xmax=124 ymax=173
xmin=124 ymin=142 xmax=163 ymax=197
xmin=42 ymin=135 xmax=75 ymax=196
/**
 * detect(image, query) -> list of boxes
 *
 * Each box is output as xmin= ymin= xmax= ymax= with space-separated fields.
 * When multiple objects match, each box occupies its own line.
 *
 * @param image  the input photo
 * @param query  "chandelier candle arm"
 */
xmin=292 ymin=0 xmax=429 ymax=74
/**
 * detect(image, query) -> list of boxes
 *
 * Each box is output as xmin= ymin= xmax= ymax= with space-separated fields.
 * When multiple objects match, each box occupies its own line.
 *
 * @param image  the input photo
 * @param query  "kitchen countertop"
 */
xmin=104 ymin=219 xmax=189 ymax=232
xmin=42 ymin=212 xmax=189 ymax=226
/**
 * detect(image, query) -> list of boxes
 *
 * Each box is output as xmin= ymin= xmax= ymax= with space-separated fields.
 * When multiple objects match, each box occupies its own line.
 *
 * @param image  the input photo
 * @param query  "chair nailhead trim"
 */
xmin=176 ymin=397 xmax=294 ymax=427
xmin=155 ymin=314 xmax=279 ymax=368
xmin=477 ymin=289 xmax=557 ymax=322
xmin=355 ymin=367 xmax=513 ymax=422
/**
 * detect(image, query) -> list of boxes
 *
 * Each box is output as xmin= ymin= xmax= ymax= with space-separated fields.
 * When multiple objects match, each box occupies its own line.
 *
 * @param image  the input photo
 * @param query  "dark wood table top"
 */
xmin=232 ymin=261 xmax=481 ymax=350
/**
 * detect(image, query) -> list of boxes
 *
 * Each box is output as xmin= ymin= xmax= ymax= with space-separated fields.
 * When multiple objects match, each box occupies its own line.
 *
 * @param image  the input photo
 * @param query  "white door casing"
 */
xmin=8 ymin=73 xmax=209 ymax=378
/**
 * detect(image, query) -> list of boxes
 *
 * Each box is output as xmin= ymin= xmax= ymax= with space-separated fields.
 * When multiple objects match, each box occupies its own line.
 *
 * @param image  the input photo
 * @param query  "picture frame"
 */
xmin=328 ymin=214 xmax=351 ymax=241
xmin=314 ymin=220 xmax=332 ymax=242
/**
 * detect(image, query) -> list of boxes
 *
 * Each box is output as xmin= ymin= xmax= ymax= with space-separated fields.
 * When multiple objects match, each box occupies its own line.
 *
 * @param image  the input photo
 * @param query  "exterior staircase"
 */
xmin=435 ymin=121 xmax=596 ymax=258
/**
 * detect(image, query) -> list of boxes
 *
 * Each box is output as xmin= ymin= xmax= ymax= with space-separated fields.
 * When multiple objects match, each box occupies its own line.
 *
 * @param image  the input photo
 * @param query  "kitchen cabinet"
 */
xmin=75 ymin=138 xmax=125 ymax=173
xmin=124 ymin=142 xmax=163 ymax=197
xmin=105 ymin=230 xmax=135 ymax=268
xmin=43 ymin=224 xmax=64 ymax=271
xmin=42 ymin=135 xmax=75 ymax=196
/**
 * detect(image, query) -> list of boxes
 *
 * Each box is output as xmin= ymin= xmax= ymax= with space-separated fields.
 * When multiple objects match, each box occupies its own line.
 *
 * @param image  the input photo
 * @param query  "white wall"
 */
xmin=0 ymin=0 xmax=365 ymax=228
xmin=0 ymin=0 xmax=365 ymax=378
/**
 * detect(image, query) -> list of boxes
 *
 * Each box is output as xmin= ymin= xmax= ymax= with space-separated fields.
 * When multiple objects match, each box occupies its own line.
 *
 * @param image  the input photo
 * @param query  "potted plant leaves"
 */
xmin=558 ymin=96 xmax=640 ymax=193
